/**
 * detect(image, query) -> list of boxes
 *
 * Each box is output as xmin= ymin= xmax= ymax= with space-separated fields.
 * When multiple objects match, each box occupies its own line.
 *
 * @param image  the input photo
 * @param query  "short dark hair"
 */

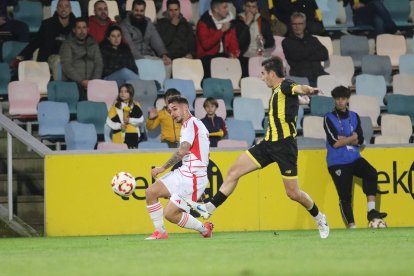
xmin=211 ymin=0 xmax=228 ymax=10
xmin=74 ymin=17 xmax=88 ymax=26
xmin=167 ymin=0 xmax=180 ymax=8
xmin=203 ymin=97 xmax=218 ymax=108
xmin=132 ymin=0 xmax=146 ymax=9
xmin=331 ymin=86 xmax=351 ymax=99
xmin=104 ymin=24 xmax=123 ymax=40
xmin=261 ymin=56 xmax=285 ymax=78
xmin=94 ymin=0 xmax=107 ymax=10
xmin=164 ymin=88 xmax=181 ymax=99
xmin=168 ymin=95 xmax=189 ymax=106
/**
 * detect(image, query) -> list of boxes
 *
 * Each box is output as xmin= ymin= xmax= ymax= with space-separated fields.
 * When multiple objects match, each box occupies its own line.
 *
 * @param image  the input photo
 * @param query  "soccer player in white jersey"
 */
xmin=145 ymin=96 xmax=213 ymax=239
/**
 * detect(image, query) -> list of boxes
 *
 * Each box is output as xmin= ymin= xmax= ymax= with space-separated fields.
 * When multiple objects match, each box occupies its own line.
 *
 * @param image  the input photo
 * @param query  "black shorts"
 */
xmin=247 ymin=136 xmax=298 ymax=178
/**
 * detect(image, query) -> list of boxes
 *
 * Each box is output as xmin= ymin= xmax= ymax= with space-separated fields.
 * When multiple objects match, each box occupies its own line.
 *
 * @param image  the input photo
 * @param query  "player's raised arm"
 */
xmin=293 ymin=84 xmax=321 ymax=95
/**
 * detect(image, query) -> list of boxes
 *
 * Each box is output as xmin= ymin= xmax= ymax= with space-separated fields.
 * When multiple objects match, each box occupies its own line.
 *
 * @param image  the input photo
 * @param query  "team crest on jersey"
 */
xmin=335 ymin=170 xmax=341 ymax=176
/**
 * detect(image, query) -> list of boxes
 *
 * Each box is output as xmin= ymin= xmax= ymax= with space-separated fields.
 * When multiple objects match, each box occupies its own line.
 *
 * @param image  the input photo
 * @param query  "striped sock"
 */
xmin=177 ymin=212 xmax=205 ymax=233
xmin=147 ymin=201 xmax=166 ymax=233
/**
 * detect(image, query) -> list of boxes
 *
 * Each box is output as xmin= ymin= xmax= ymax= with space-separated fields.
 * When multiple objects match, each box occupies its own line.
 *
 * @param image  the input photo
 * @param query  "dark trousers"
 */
xmin=353 ymin=0 xmax=397 ymax=34
xmin=328 ymin=157 xmax=378 ymax=224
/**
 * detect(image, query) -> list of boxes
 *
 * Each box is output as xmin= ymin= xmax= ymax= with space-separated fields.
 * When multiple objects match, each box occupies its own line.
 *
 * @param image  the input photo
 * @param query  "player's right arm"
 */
xmin=151 ymin=141 xmax=191 ymax=178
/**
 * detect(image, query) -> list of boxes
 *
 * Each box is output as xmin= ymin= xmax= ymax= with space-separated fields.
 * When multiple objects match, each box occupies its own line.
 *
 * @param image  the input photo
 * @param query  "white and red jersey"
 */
xmin=179 ymin=116 xmax=210 ymax=177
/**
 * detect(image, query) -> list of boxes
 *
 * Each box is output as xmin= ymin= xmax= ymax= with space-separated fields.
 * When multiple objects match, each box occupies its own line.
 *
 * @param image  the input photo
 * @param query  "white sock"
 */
xmin=206 ymin=202 xmax=216 ymax=213
xmin=313 ymin=212 xmax=323 ymax=221
xmin=177 ymin=212 xmax=206 ymax=234
xmin=147 ymin=201 xmax=166 ymax=233
xmin=367 ymin=201 xmax=375 ymax=212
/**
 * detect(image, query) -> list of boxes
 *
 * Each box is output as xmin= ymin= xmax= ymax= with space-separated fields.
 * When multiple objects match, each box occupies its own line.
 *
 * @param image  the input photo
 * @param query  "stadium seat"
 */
xmin=0 ymin=63 xmax=11 ymax=99
xmin=87 ymin=79 xmax=118 ymax=110
xmin=340 ymin=35 xmax=369 ymax=67
xmin=202 ymin=78 xmax=234 ymax=111
xmin=89 ymin=0 xmax=119 ymax=19
xmin=355 ymin=74 xmax=387 ymax=107
xmin=361 ymin=55 xmax=392 ymax=85
xmin=296 ymin=136 xmax=326 ymax=148
xmin=297 ymin=105 xmax=304 ymax=132
xmin=287 ymin=75 xmax=309 ymax=85
xmin=194 ymin=97 xmax=227 ymax=120
xmin=97 ymin=142 xmax=128 ymax=150
xmin=392 ymin=74 xmax=414 ymax=96
xmin=8 ymin=80 xmax=40 ymax=119
xmin=2 ymin=41 xmax=28 ymax=64
xmin=387 ymin=94 xmax=414 ymax=126
xmin=233 ymin=97 xmax=265 ymax=132
xmin=14 ymin=0 xmax=43 ymax=33
xmin=349 ymin=95 xmax=380 ymax=127
xmin=226 ymin=118 xmax=255 ymax=146
xmin=217 ymin=139 xmax=249 ymax=149
xmin=198 ymin=0 xmax=210 ymax=16
xmin=314 ymin=35 xmax=334 ymax=57
xmin=164 ymin=79 xmax=196 ymax=111
xmin=302 ymin=116 xmax=325 ymax=139
xmin=383 ymin=0 xmax=412 ymax=27
xmin=37 ymin=101 xmax=70 ymax=150
xmin=77 ymin=101 xmax=107 ymax=136
xmin=378 ymin=114 xmax=412 ymax=143
xmin=376 ymin=34 xmax=406 ymax=67
xmin=310 ymin=95 xmax=335 ymax=117
xmin=399 ymin=54 xmax=414 ymax=75
xmin=325 ymin=55 xmax=354 ymax=87
xmin=240 ymin=77 xmax=271 ymax=110
xmin=127 ymin=79 xmax=158 ymax=119
xmin=359 ymin=116 xmax=374 ymax=144
xmin=47 ymin=81 xmax=79 ymax=116
xmin=136 ymin=58 xmax=166 ymax=91
xmin=65 ymin=121 xmax=97 ymax=150
xmin=51 ymin=0 xmax=81 ymax=17
xmin=172 ymin=58 xmax=204 ymax=90
xmin=139 ymin=141 xmax=169 ymax=149
xmin=18 ymin=61 xmax=51 ymax=94
xmin=316 ymin=75 xmax=343 ymax=97
xmin=316 ymin=0 xmax=339 ymax=28
xmin=248 ymin=56 xmax=264 ymax=78
xmin=374 ymin=135 xmax=409 ymax=144
xmin=211 ymin=57 xmax=242 ymax=89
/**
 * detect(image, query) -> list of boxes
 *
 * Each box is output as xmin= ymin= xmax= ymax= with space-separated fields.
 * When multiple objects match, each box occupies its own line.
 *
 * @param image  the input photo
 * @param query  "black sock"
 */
xmin=210 ymin=191 xmax=228 ymax=208
xmin=308 ymin=203 xmax=319 ymax=217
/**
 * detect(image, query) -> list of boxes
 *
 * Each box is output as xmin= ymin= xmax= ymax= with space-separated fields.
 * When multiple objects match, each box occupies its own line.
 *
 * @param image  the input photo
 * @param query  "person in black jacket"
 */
xmin=234 ymin=0 xmax=275 ymax=77
xmin=11 ymin=0 xmax=76 ymax=80
xmin=156 ymin=0 xmax=196 ymax=60
xmin=100 ymin=24 xmax=139 ymax=87
xmin=282 ymin=12 xmax=328 ymax=86
xmin=0 ymin=0 xmax=29 ymax=42
xmin=201 ymin=97 xmax=227 ymax=147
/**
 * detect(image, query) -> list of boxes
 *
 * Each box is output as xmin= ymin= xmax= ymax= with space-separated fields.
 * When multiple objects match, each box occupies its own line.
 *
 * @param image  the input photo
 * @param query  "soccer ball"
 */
xmin=368 ymin=218 xmax=387 ymax=229
xmin=111 ymin=172 xmax=136 ymax=197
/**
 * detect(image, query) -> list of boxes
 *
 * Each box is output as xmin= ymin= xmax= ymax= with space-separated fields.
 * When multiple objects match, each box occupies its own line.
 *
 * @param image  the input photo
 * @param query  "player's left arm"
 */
xmin=151 ymin=141 xmax=192 ymax=178
xmin=293 ymin=84 xmax=321 ymax=95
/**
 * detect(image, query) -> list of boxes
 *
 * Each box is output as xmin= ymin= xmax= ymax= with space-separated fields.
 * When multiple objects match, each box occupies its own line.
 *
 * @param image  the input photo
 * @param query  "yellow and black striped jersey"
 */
xmin=265 ymin=79 xmax=300 ymax=142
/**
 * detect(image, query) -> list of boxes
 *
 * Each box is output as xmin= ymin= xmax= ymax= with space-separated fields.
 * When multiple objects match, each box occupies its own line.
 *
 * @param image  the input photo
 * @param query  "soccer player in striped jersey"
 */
xmin=145 ymin=96 xmax=213 ymax=239
xmin=191 ymin=56 xmax=330 ymax=238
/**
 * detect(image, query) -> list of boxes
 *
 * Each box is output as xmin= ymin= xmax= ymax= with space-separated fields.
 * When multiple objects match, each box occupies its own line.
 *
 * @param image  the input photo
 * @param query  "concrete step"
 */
xmin=0 ymin=154 xmax=44 ymax=173
xmin=0 ymin=173 xmax=44 ymax=196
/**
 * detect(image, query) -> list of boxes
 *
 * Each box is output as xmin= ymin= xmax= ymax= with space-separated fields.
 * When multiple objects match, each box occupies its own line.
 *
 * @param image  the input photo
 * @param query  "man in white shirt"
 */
xmin=145 ymin=96 xmax=213 ymax=240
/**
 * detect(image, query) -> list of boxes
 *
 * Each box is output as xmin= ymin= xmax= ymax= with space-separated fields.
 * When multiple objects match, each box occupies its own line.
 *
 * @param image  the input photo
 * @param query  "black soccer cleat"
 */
xmin=367 ymin=209 xmax=388 ymax=221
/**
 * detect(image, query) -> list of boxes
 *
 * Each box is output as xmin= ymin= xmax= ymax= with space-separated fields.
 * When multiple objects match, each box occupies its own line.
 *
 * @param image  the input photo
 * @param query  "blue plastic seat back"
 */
xmin=38 ymin=101 xmax=70 ymax=137
xmin=77 ymin=101 xmax=107 ymax=135
xmin=65 ymin=121 xmax=97 ymax=150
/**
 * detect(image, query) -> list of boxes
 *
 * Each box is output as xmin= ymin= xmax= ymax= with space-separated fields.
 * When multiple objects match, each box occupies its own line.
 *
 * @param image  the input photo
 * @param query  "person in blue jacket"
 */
xmin=323 ymin=86 xmax=387 ymax=228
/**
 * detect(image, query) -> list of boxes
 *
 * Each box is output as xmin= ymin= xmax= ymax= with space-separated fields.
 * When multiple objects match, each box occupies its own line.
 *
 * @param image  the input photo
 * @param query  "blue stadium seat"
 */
xmin=226 ymin=118 xmax=255 ymax=146
xmin=47 ymin=81 xmax=79 ymax=116
xmin=164 ymin=79 xmax=196 ymax=111
xmin=64 ymin=121 xmax=97 ymax=150
xmin=340 ymin=35 xmax=369 ymax=67
xmin=139 ymin=141 xmax=169 ymax=149
xmin=355 ymin=74 xmax=387 ymax=107
xmin=361 ymin=55 xmax=392 ymax=85
xmin=13 ymin=0 xmax=43 ymax=33
xmin=387 ymin=94 xmax=414 ymax=126
xmin=2 ymin=41 xmax=28 ymax=63
xmin=127 ymin=79 xmax=158 ymax=120
xmin=310 ymin=95 xmax=335 ymax=117
xmin=399 ymin=54 xmax=414 ymax=75
xmin=0 ymin=63 xmax=11 ymax=99
xmin=77 ymin=101 xmax=107 ymax=136
xmin=202 ymin=78 xmax=234 ymax=112
xmin=233 ymin=97 xmax=265 ymax=133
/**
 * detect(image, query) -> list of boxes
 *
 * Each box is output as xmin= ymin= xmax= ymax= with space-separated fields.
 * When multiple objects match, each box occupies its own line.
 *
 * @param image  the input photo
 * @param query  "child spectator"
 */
xmin=146 ymin=88 xmax=181 ymax=148
xmin=106 ymin=84 xmax=144 ymax=148
xmin=201 ymin=97 xmax=227 ymax=147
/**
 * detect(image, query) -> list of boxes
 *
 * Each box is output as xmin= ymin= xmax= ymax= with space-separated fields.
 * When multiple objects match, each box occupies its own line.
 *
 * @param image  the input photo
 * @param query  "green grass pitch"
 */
xmin=0 ymin=228 xmax=413 ymax=275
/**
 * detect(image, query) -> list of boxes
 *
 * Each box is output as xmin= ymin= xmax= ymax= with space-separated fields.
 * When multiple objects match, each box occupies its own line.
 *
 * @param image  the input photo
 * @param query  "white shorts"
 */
xmin=159 ymin=169 xmax=208 ymax=213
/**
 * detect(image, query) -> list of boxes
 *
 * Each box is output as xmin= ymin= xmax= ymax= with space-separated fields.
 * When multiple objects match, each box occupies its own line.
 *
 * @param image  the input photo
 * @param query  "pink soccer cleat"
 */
xmin=145 ymin=231 xmax=169 ymax=240
xmin=201 ymin=222 xmax=214 ymax=238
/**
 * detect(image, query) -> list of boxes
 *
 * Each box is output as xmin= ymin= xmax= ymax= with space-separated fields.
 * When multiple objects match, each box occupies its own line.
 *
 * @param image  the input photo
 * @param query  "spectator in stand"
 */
xmin=0 ymin=0 xmax=29 ymax=42
xmin=60 ymin=17 xmax=103 ymax=100
xmin=271 ymin=0 xmax=324 ymax=35
xmin=156 ymin=0 xmax=196 ymax=60
xmin=282 ymin=12 xmax=328 ymax=87
xmin=10 ymin=0 xmax=76 ymax=80
xmin=107 ymin=83 xmax=144 ymax=148
xmin=343 ymin=0 xmax=399 ymax=34
xmin=146 ymin=88 xmax=181 ymax=148
xmin=120 ymin=0 xmax=171 ymax=64
xmin=196 ymin=0 xmax=240 ymax=78
xmin=234 ymin=0 xmax=275 ymax=77
xmin=201 ymin=97 xmax=227 ymax=147
xmin=100 ymin=24 xmax=139 ymax=87
xmin=88 ymin=0 xmax=115 ymax=43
